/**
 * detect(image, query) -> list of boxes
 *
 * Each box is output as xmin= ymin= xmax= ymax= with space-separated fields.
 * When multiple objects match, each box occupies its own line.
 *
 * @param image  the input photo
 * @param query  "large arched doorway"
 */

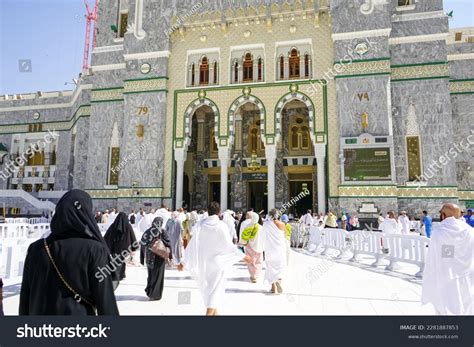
xmin=280 ymin=99 xmax=315 ymax=217
xmin=182 ymin=104 xmax=223 ymax=211
xmin=230 ymin=101 xmax=267 ymax=212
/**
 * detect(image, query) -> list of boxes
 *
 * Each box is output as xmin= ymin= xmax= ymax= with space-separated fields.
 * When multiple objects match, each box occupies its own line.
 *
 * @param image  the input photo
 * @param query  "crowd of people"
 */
xmin=10 ymin=189 xmax=472 ymax=316
xmin=17 ymin=190 xmax=292 ymax=316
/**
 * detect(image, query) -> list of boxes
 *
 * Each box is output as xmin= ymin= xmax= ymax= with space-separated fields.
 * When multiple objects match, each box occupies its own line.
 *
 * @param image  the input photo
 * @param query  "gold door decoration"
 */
xmin=406 ymin=136 xmax=421 ymax=181
xmin=109 ymin=147 xmax=121 ymax=185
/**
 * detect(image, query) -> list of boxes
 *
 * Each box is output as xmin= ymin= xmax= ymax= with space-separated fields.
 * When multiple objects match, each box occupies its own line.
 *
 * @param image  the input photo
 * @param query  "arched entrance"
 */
xmin=281 ymin=99 xmax=315 ymax=216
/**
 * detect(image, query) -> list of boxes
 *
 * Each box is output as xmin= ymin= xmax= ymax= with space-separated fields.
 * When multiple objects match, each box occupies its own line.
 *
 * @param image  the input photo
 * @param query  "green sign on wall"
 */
xmin=344 ymin=148 xmax=392 ymax=181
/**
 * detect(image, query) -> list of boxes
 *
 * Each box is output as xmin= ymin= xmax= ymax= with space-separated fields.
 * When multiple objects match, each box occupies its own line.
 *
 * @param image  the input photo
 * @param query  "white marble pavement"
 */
xmin=3 ymin=249 xmax=436 ymax=316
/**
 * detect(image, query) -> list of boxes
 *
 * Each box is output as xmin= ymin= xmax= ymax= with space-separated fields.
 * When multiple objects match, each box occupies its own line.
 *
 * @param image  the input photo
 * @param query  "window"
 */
xmin=406 ymin=136 xmax=422 ymax=181
xmin=28 ymin=124 xmax=43 ymax=132
xmin=291 ymin=126 xmax=299 ymax=150
xmin=455 ymin=32 xmax=462 ymax=42
xmin=258 ymin=58 xmax=263 ymax=81
xmin=210 ymin=128 xmax=218 ymax=153
xmin=289 ymin=48 xmax=300 ymax=79
xmin=301 ymin=126 xmax=310 ymax=149
xmin=118 ymin=12 xmax=128 ymax=38
xmin=248 ymin=120 xmax=265 ymax=156
xmin=27 ymin=145 xmax=44 ymax=166
xmin=288 ymin=117 xmax=312 ymax=154
xmin=213 ymin=61 xmax=218 ymax=84
xmin=304 ymin=53 xmax=310 ymax=78
xmin=23 ymin=184 xmax=33 ymax=193
xmin=398 ymin=0 xmax=412 ymax=5
xmin=51 ymin=148 xmax=57 ymax=165
xmin=279 ymin=56 xmax=285 ymax=80
xmin=243 ymin=53 xmax=253 ymax=82
xmin=191 ymin=63 xmax=195 ymax=86
xmin=199 ymin=56 xmax=209 ymax=86
xmin=234 ymin=61 xmax=239 ymax=83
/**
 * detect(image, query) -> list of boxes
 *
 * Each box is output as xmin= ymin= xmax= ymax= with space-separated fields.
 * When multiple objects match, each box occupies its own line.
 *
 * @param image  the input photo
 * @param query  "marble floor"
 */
xmin=3 ymin=249 xmax=436 ymax=316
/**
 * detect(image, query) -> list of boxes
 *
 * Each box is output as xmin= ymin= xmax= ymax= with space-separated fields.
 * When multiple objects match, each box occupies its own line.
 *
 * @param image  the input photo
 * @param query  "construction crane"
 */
xmin=82 ymin=0 xmax=100 ymax=74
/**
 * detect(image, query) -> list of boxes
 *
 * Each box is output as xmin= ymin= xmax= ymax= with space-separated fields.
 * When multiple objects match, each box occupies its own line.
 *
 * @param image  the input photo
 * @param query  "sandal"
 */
xmin=276 ymin=281 xmax=283 ymax=293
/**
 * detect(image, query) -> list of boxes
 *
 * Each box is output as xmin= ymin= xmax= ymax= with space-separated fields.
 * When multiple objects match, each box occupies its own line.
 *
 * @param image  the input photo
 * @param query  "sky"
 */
xmin=0 ymin=0 xmax=473 ymax=95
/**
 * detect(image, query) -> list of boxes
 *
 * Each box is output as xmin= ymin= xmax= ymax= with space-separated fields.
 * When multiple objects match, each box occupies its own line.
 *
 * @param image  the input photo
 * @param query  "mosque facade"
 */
xmin=0 ymin=0 xmax=473 ymax=218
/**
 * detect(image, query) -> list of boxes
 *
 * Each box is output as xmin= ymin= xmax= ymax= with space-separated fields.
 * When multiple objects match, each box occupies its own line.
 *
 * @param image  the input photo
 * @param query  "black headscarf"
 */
xmin=50 ymin=190 xmax=106 ymax=247
xmin=104 ymin=212 xmax=137 ymax=254
xmin=141 ymin=217 xmax=164 ymax=247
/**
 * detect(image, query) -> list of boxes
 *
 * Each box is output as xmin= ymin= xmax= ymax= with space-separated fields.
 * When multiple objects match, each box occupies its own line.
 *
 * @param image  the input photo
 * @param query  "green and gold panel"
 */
xmin=109 ymin=147 xmax=120 ymax=185
xmin=391 ymin=62 xmax=449 ymax=82
xmin=406 ymin=136 xmax=422 ymax=181
xmin=449 ymin=79 xmax=474 ymax=95
xmin=0 ymin=105 xmax=91 ymax=134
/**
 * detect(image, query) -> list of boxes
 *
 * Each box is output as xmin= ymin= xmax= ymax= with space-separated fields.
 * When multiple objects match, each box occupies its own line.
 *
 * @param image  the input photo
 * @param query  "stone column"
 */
xmin=209 ymin=64 xmax=214 ymax=86
xmin=218 ymin=146 xmax=230 ymax=211
xmin=284 ymin=58 xmax=289 ymax=80
xmin=238 ymin=62 xmax=243 ymax=84
xmin=314 ymin=144 xmax=326 ymax=214
xmin=300 ymin=56 xmax=305 ymax=79
xmin=307 ymin=57 xmax=312 ymax=78
xmin=253 ymin=60 xmax=258 ymax=82
xmin=197 ymin=115 xmax=205 ymax=151
xmin=175 ymin=148 xmax=186 ymax=210
xmin=265 ymin=144 xmax=277 ymax=211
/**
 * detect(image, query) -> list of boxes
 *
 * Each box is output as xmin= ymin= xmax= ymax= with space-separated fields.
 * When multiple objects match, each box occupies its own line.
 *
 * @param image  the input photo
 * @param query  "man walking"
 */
xmin=422 ymin=203 xmax=473 ymax=315
xmin=421 ymin=210 xmax=433 ymax=238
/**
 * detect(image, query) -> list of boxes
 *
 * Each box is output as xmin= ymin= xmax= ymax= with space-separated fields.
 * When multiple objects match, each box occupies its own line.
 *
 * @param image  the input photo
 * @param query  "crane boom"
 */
xmin=82 ymin=0 xmax=100 ymax=74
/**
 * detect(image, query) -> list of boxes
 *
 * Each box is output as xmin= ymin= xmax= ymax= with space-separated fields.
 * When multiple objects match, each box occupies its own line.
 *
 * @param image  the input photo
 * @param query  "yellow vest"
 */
xmin=241 ymin=224 xmax=260 ymax=242
xmin=285 ymin=223 xmax=292 ymax=240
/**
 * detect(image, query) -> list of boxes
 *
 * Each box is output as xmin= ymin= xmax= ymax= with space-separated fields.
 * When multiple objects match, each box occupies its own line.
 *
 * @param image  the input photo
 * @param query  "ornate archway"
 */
xmin=228 ymin=93 xmax=266 ymax=146
xmin=178 ymin=96 xmax=220 ymax=149
xmin=274 ymin=90 xmax=316 ymax=143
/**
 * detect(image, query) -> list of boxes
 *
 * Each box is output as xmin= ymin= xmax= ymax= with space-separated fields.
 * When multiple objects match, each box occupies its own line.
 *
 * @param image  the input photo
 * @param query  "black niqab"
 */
xmin=50 ymin=190 xmax=106 ymax=247
xmin=104 ymin=212 xmax=138 ymax=254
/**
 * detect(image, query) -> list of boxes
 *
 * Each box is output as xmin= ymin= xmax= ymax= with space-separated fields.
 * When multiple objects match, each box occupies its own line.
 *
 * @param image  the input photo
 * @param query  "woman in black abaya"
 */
xmin=19 ymin=190 xmax=119 ymax=315
xmin=140 ymin=217 xmax=172 ymax=301
xmin=104 ymin=212 xmax=138 ymax=280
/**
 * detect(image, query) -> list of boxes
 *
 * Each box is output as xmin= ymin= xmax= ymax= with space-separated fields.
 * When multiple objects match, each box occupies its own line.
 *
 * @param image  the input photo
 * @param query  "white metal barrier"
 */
xmin=0 ymin=238 xmax=36 ymax=280
xmin=28 ymin=217 xmax=49 ymax=224
xmin=307 ymin=227 xmax=430 ymax=278
xmin=381 ymin=233 xmax=429 ymax=277
xmin=5 ymin=218 xmax=29 ymax=224
xmin=28 ymin=223 xmax=51 ymax=239
xmin=0 ymin=223 xmax=30 ymax=239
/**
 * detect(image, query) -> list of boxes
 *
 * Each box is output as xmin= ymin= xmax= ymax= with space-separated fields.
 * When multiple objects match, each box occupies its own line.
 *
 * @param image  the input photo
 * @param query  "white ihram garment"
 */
xmin=399 ymin=215 xmax=411 ymax=235
xmin=182 ymin=215 xmax=244 ymax=309
xmin=138 ymin=213 xmax=155 ymax=233
xmin=422 ymin=217 xmax=473 ymax=315
xmin=263 ymin=220 xmax=287 ymax=284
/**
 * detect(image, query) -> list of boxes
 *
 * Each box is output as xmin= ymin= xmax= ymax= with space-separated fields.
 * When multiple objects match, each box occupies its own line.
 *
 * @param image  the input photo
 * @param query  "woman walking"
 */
xmin=140 ymin=217 xmax=172 ymax=301
xmin=103 ymin=212 xmax=138 ymax=280
xmin=19 ymin=190 xmax=119 ymax=315
xmin=165 ymin=212 xmax=183 ymax=266
xmin=240 ymin=212 xmax=264 ymax=283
